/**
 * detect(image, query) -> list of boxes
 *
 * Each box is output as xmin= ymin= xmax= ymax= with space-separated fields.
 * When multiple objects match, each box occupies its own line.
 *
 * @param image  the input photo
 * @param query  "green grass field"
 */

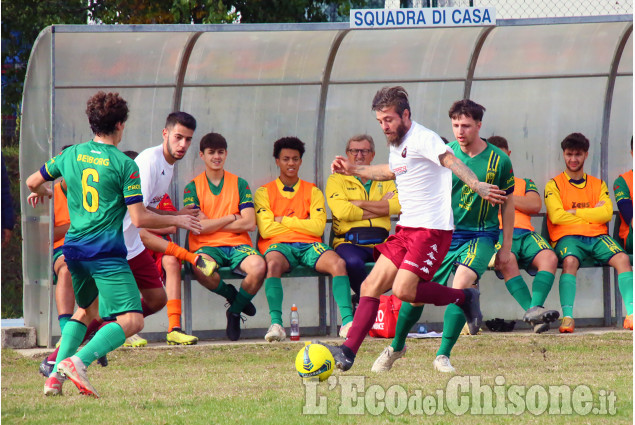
xmin=2 ymin=331 xmax=632 ymax=425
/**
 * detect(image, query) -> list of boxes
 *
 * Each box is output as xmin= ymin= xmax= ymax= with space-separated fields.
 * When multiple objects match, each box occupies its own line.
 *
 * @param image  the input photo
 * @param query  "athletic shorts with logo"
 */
xmin=495 ymin=229 xmax=553 ymax=271
xmin=264 ymin=242 xmax=331 ymax=272
xmin=375 ymin=225 xmax=453 ymax=281
xmin=196 ymin=244 xmax=261 ymax=275
xmin=433 ymin=235 xmax=497 ymax=286
xmin=555 ymin=234 xmax=625 ymax=267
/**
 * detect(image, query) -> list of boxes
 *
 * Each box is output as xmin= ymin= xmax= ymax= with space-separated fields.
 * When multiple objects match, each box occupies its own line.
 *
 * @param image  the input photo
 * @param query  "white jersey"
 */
xmin=123 ymin=144 xmax=175 ymax=259
xmin=388 ymin=121 xmax=454 ymax=230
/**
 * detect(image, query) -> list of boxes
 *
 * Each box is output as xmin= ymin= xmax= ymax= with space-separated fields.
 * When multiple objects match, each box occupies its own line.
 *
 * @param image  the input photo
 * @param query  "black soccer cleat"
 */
xmin=225 ymin=284 xmax=257 ymax=317
xmin=39 ymin=357 xmax=55 ymax=378
xmin=312 ymin=340 xmax=356 ymax=372
xmin=459 ymin=288 xmax=483 ymax=335
xmin=226 ymin=310 xmax=243 ymax=341
xmin=523 ymin=306 xmax=560 ymax=324
xmin=96 ymin=355 xmax=108 ymax=367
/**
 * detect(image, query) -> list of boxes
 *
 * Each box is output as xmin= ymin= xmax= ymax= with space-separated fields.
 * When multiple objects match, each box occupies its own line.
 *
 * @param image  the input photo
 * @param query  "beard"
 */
xmin=386 ymin=121 xmax=408 ymax=147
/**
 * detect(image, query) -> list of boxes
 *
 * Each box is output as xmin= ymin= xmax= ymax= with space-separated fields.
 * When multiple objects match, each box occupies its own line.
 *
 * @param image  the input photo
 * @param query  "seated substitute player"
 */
xmin=255 ymin=137 xmax=354 ymax=341
xmin=183 ymin=132 xmax=265 ymax=341
xmin=325 ymin=134 xmax=401 ymax=305
xmin=488 ymin=136 xmax=560 ymax=333
xmin=27 ymin=91 xmax=202 ymax=398
xmin=545 ymin=132 xmax=633 ymax=332
xmin=613 ymin=137 xmax=633 ymax=256
xmin=363 ymin=98 xmax=514 ymax=375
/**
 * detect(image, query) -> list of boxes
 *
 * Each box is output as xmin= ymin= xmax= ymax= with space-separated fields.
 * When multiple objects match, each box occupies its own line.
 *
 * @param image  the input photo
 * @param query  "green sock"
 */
xmin=505 ymin=275 xmax=532 ymax=311
xmin=617 ymin=271 xmax=633 ymax=315
xmin=332 ymin=276 xmax=354 ymax=325
xmin=436 ymin=304 xmax=465 ymax=358
xmin=76 ymin=322 xmax=126 ymax=367
xmin=391 ymin=303 xmax=424 ymax=352
xmin=52 ymin=320 xmax=87 ymax=374
xmin=211 ymin=279 xmax=235 ymax=301
xmin=559 ymin=273 xmax=577 ymax=318
xmin=264 ymin=277 xmax=283 ymax=325
xmin=58 ymin=315 xmax=71 ymax=334
xmin=228 ymin=286 xmax=255 ymax=314
xmin=530 ymin=271 xmax=555 ymax=308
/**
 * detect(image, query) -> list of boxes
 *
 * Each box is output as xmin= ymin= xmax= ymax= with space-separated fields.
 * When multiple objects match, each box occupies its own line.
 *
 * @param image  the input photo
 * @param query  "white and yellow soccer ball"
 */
xmin=295 ymin=343 xmax=334 ymax=381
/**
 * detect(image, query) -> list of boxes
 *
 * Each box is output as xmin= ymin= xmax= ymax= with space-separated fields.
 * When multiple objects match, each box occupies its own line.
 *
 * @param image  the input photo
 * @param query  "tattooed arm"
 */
xmin=438 ymin=151 xmax=506 ymax=205
xmin=331 ymin=155 xmax=396 ymax=181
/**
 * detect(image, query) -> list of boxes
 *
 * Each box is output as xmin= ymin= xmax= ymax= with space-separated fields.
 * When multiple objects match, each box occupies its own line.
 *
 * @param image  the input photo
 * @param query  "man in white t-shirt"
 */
xmin=318 ymin=86 xmax=506 ymax=372
xmin=120 ymin=112 xmax=217 ymax=347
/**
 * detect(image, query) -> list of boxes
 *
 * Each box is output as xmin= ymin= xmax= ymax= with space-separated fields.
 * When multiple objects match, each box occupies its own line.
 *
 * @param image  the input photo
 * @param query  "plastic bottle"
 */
xmin=418 ymin=324 xmax=428 ymax=334
xmin=290 ymin=304 xmax=300 ymax=341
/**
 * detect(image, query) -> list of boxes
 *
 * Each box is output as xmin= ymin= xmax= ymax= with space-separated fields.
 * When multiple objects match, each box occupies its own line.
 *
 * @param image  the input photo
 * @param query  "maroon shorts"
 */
xmin=128 ymin=248 xmax=164 ymax=290
xmin=375 ymin=225 xmax=452 ymax=281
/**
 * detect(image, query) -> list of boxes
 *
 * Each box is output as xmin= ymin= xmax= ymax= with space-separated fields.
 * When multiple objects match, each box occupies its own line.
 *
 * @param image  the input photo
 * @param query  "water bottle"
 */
xmin=418 ymin=324 xmax=428 ymax=334
xmin=290 ymin=304 xmax=300 ymax=341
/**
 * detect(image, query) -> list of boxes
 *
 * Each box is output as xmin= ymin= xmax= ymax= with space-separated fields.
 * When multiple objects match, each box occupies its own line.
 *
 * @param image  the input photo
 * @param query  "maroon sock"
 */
xmin=47 ymin=347 xmax=59 ymax=363
xmin=413 ymin=281 xmax=466 ymax=306
xmin=343 ymin=296 xmax=380 ymax=355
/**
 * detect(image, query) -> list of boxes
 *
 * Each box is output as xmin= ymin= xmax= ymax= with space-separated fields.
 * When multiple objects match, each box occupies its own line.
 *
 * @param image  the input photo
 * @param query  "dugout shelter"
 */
xmin=19 ymin=15 xmax=633 ymax=346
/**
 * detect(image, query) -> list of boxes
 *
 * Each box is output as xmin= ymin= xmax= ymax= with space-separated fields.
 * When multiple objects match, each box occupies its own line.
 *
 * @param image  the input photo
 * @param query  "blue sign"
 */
xmin=350 ymin=8 xmax=496 ymax=28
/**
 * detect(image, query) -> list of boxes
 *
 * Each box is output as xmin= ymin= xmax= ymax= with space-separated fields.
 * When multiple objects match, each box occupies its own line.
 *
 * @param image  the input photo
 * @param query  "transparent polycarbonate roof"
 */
xmin=19 ymin=17 xmax=633 ymax=340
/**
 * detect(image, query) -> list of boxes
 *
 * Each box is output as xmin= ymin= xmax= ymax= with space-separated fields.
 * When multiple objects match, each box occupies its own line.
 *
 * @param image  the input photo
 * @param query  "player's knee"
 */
xmin=249 ymin=257 xmax=267 ymax=281
xmin=330 ymin=257 xmax=348 ymax=276
xmin=612 ymin=252 xmax=632 ymax=273
xmin=561 ymin=256 xmax=579 ymax=273
xmin=163 ymin=255 xmax=180 ymax=271
xmin=540 ymin=251 xmax=559 ymax=272
xmin=391 ymin=283 xmax=412 ymax=302
xmin=266 ymin=258 xmax=285 ymax=277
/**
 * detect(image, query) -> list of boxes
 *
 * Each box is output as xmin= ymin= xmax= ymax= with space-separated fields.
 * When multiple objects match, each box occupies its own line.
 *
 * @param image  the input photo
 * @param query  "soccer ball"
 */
xmin=295 ymin=343 xmax=334 ymax=381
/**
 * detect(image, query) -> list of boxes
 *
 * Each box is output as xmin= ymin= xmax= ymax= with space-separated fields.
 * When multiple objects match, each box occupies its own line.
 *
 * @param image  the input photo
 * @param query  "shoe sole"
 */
xmin=167 ymin=340 xmax=198 ymax=345
xmin=533 ymin=322 xmax=550 ymax=334
xmin=265 ymin=335 xmax=284 ymax=342
xmin=123 ymin=342 xmax=147 ymax=348
xmin=559 ymin=328 xmax=574 ymax=333
xmin=58 ymin=362 xmax=99 ymax=398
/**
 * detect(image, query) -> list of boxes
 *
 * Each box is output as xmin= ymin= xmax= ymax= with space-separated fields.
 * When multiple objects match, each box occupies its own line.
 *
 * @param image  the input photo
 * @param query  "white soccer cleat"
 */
xmin=339 ymin=322 xmax=352 ymax=339
xmin=57 ymin=356 xmax=100 ymax=398
xmin=123 ymin=333 xmax=147 ymax=347
xmin=433 ymin=355 xmax=456 ymax=373
xmin=264 ymin=323 xmax=286 ymax=342
xmin=371 ymin=346 xmax=407 ymax=372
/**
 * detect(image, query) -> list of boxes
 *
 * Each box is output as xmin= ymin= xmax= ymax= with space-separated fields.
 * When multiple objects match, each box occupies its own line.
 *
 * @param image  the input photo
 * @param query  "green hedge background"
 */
xmin=2 ymin=145 xmax=23 ymax=318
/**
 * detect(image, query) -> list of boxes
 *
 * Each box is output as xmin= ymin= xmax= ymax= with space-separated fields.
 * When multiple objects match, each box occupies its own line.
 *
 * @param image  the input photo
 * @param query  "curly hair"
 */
xmin=85 ymin=91 xmax=128 ymax=136
xmin=561 ymin=133 xmax=589 ymax=152
xmin=273 ymin=137 xmax=305 ymax=159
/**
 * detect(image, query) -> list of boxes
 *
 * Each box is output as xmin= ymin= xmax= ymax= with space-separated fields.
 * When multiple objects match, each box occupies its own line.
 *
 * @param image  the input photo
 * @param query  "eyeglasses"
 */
xmin=347 ymin=149 xmax=372 ymax=156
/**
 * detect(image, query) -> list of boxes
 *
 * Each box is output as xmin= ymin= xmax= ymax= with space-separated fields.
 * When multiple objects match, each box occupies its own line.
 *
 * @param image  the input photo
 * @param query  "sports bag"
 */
xmin=368 ymin=294 xmax=402 ymax=338
xmin=344 ymin=227 xmax=389 ymax=245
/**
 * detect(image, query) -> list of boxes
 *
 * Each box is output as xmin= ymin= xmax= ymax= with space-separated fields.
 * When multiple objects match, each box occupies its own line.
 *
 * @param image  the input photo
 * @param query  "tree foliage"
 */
xmin=1 ymin=0 xmax=365 ymax=129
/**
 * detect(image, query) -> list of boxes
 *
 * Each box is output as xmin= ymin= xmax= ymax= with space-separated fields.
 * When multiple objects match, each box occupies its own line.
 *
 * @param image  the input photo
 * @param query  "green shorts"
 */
xmin=554 ymin=235 xmax=625 ymax=267
xmin=264 ymin=242 xmax=331 ymax=271
xmin=196 ymin=244 xmax=261 ymax=276
xmin=433 ymin=236 xmax=497 ymax=286
xmin=66 ymin=257 xmax=142 ymax=318
xmin=496 ymin=229 xmax=553 ymax=271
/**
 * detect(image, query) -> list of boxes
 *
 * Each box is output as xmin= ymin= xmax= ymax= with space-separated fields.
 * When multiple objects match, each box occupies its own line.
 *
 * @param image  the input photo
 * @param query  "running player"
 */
xmin=27 ymin=91 xmax=202 ymax=398
xmin=317 ymin=89 xmax=506 ymax=373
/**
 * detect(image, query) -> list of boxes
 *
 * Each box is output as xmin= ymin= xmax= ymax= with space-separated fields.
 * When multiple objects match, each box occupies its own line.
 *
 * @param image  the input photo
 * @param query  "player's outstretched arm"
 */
xmin=331 ymin=155 xmax=395 ymax=181
xmin=127 ymin=202 xmax=202 ymax=234
xmin=26 ymin=171 xmax=53 ymax=207
xmin=439 ymin=151 xmax=506 ymax=205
